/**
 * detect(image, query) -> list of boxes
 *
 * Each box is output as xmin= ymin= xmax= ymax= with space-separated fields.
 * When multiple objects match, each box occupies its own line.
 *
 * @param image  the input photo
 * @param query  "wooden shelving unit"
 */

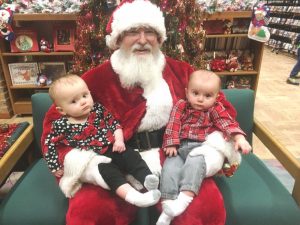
xmin=204 ymin=11 xmax=252 ymax=21
xmin=13 ymin=13 xmax=77 ymax=21
xmin=203 ymin=11 xmax=264 ymax=92
xmin=0 ymin=14 xmax=76 ymax=115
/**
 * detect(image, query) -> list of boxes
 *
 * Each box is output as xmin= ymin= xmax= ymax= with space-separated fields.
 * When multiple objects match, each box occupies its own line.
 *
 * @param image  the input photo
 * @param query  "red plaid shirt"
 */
xmin=162 ymin=99 xmax=245 ymax=148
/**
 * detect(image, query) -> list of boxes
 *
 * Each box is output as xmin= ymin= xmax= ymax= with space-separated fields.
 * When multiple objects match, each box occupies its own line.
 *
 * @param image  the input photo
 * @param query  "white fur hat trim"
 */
xmin=106 ymin=0 xmax=166 ymax=50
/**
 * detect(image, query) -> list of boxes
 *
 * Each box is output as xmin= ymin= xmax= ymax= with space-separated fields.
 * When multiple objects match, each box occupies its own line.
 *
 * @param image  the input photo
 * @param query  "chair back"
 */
xmin=31 ymin=93 xmax=53 ymax=157
xmin=222 ymin=89 xmax=254 ymax=144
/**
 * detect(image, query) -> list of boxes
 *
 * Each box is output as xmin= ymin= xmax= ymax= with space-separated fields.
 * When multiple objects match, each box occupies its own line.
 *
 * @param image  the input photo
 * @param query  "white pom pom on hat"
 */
xmin=105 ymin=0 xmax=167 ymax=50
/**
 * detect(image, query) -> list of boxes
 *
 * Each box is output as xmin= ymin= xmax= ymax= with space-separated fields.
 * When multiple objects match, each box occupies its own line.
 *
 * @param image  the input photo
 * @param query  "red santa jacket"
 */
xmin=41 ymin=56 xmax=229 ymax=225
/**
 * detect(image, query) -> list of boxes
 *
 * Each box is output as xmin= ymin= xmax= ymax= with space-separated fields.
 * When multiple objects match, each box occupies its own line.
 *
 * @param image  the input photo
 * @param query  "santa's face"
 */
xmin=119 ymin=27 xmax=160 ymax=57
xmin=111 ymin=27 xmax=164 ymax=89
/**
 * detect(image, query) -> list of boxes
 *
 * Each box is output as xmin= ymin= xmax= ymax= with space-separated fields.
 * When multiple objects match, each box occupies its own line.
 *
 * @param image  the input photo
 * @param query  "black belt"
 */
xmin=126 ymin=128 xmax=165 ymax=152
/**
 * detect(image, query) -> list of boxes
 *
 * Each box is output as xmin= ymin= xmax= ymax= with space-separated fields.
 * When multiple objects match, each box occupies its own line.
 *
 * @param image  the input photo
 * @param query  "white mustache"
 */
xmin=132 ymin=44 xmax=151 ymax=51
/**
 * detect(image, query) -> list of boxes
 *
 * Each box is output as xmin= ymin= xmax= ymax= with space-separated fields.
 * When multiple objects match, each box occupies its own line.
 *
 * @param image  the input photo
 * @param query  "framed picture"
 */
xmin=10 ymin=29 xmax=39 ymax=53
xmin=38 ymin=62 xmax=66 ymax=82
xmin=8 ymin=63 xmax=39 ymax=85
xmin=53 ymin=25 xmax=75 ymax=52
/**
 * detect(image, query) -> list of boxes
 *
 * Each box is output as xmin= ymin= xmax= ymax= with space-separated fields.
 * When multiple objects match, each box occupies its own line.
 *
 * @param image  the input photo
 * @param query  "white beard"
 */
xmin=111 ymin=45 xmax=173 ymax=132
xmin=111 ymin=44 xmax=165 ymax=89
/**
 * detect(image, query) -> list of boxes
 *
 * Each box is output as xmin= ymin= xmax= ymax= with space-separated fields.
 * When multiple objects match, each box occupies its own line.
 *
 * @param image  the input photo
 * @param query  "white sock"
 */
xmin=144 ymin=174 xmax=159 ymax=190
xmin=163 ymin=192 xmax=193 ymax=217
xmin=125 ymin=188 xmax=161 ymax=207
xmin=156 ymin=211 xmax=173 ymax=225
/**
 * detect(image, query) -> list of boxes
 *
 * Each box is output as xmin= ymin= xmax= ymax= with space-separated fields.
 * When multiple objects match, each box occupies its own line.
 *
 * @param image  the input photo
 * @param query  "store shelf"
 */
xmin=204 ymin=11 xmax=251 ymax=21
xmin=206 ymin=34 xmax=248 ymax=38
xmin=216 ymin=70 xmax=258 ymax=76
xmin=13 ymin=13 xmax=77 ymax=21
xmin=2 ymin=52 xmax=74 ymax=57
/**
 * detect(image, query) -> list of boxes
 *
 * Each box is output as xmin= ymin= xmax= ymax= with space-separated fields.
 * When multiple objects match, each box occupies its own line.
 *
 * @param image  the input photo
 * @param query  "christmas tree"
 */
xmin=73 ymin=0 xmax=113 ymax=74
xmin=73 ymin=0 xmax=206 ymax=74
xmin=157 ymin=0 xmax=205 ymax=68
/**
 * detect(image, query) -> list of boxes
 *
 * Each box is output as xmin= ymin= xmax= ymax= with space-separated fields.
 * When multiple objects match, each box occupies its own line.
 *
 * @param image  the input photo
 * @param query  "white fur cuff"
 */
xmin=59 ymin=149 xmax=97 ymax=198
xmin=204 ymin=131 xmax=241 ymax=165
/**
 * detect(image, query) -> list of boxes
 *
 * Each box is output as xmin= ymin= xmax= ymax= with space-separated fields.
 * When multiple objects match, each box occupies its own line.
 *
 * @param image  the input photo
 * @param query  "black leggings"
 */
xmin=98 ymin=146 xmax=152 ymax=192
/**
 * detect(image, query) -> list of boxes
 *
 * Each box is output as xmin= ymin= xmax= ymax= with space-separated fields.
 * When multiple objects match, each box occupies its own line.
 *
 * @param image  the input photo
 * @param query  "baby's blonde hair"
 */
xmin=48 ymin=74 xmax=85 ymax=104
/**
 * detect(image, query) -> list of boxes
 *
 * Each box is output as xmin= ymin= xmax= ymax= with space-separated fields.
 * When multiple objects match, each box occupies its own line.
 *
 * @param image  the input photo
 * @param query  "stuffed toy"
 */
xmin=36 ymin=73 xmax=51 ymax=86
xmin=223 ymin=19 xmax=232 ymax=34
xmin=226 ymin=80 xmax=235 ymax=89
xmin=241 ymin=51 xmax=254 ymax=71
xmin=39 ymin=37 xmax=52 ymax=52
xmin=248 ymin=2 xmax=270 ymax=42
xmin=0 ymin=7 xmax=14 ymax=41
xmin=226 ymin=50 xmax=239 ymax=72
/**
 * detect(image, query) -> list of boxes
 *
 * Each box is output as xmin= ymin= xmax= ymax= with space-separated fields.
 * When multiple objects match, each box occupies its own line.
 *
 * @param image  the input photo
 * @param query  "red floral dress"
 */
xmin=44 ymin=102 xmax=120 ymax=172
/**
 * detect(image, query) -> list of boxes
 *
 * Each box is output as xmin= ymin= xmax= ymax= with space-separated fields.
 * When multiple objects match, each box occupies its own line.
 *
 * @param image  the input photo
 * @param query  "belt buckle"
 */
xmin=144 ymin=131 xmax=151 ymax=150
xmin=135 ymin=131 xmax=151 ymax=151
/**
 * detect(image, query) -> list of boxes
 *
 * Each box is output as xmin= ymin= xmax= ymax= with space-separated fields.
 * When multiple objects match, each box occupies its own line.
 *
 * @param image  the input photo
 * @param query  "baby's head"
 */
xmin=185 ymin=70 xmax=221 ymax=111
xmin=49 ymin=74 xmax=94 ymax=118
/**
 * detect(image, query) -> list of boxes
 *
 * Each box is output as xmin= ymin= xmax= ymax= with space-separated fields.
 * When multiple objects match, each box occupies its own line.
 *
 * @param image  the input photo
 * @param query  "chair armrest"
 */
xmin=0 ymin=124 xmax=34 ymax=185
xmin=253 ymin=118 xmax=300 ymax=206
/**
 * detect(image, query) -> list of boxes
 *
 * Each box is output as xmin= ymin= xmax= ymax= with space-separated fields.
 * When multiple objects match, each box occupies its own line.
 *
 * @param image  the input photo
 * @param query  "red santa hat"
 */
xmin=106 ymin=0 xmax=167 ymax=50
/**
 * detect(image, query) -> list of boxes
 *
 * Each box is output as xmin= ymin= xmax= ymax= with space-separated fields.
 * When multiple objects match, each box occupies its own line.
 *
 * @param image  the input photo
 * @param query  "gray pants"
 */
xmin=160 ymin=140 xmax=206 ymax=199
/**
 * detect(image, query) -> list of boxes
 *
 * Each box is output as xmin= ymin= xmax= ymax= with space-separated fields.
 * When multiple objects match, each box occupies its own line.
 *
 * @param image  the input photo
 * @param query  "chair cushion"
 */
xmin=215 ymin=153 xmax=300 ymax=225
xmin=0 ymin=159 xmax=68 ymax=225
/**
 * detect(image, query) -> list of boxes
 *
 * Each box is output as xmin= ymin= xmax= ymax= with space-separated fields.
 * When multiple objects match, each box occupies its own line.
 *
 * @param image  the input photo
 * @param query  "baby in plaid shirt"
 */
xmin=157 ymin=70 xmax=252 ymax=225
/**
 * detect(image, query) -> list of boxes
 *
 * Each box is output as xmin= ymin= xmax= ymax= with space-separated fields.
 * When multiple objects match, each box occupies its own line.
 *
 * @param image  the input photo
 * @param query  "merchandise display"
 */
xmin=247 ymin=2 xmax=271 ymax=43
xmin=267 ymin=0 xmax=300 ymax=54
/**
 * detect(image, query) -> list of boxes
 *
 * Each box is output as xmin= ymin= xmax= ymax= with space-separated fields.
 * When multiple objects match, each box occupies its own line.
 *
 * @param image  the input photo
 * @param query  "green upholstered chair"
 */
xmin=0 ymin=90 xmax=299 ymax=225
xmin=0 ymin=93 xmax=68 ymax=225
xmin=218 ymin=89 xmax=300 ymax=225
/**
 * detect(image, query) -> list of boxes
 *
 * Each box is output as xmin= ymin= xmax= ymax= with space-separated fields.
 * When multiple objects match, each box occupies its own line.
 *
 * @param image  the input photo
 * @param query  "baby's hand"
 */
xmin=164 ymin=146 xmax=178 ymax=157
xmin=53 ymin=169 xmax=64 ymax=178
xmin=234 ymin=134 xmax=252 ymax=154
xmin=113 ymin=140 xmax=126 ymax=153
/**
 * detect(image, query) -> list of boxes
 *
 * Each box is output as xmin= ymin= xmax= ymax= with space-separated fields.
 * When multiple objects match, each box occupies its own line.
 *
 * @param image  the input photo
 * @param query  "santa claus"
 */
xmin=42 ymin=0 xmax=235 ymax=224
